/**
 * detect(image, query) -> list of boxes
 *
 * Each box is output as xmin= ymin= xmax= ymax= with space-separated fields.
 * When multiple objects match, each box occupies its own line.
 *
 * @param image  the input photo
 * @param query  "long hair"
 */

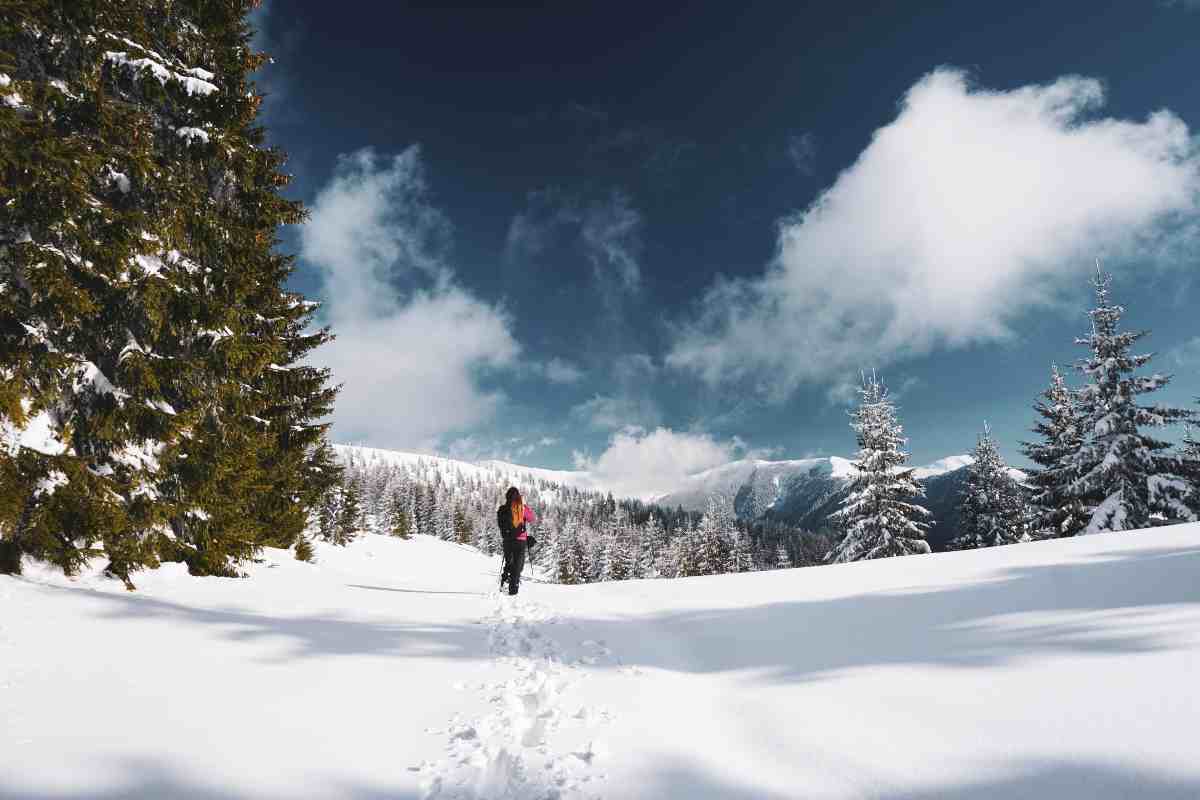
xmin=505 ymin=486 xmax=523 ymax=528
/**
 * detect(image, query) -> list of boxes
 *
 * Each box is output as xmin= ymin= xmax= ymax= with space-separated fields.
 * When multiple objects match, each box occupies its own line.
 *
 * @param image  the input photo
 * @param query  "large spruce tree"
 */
xmin=1022 ymin=365 xmax=1087 ymax=537
xmin=0 ymin=1 xmax=337 ymax=586
xmin=827 ymin=374 xmax=931 ymax=563
xmin=953 ymin=424 xmax=1028 ymax=549
xmin=1068 ymin=270 xmax=1192 ymax=534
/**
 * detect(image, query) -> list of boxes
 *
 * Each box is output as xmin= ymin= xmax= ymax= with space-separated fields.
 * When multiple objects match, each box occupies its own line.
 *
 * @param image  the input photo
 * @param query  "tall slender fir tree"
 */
xmin=1022 ymin=365 xmax=1087 ymax=538
xmin=953 ymin=424 xmax=1028 ymax=549
xmin=827 ymin=373 xmax=931 ymax=562
xmin=1068 ymin=270 xmax=1193 ymax=533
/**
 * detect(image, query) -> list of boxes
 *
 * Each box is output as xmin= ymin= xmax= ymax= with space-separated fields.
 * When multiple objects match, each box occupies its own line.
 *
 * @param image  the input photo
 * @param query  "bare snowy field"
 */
xmin=3 ymin=526 xmax=1199 ymax=799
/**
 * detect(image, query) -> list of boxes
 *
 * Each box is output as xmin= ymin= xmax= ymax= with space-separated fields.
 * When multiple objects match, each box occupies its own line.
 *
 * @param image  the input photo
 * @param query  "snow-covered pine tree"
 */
xmin=1068 ymin=270 xmax=1193 ymax=533
xmin=1021 ymin=365 xmax=1087 ymax=538
xmin=637 ymin=514 xmax=665 ymax=578
xmin=317 ymin=487 xmax=340 ymax=542
xmin=695 ymin=494 xmax=734 ymax=575
xmin=0 ymin=1 xmax=338 ymax=585
xmin=827 ymin=373 xmax=931 ymax=563
xmin=952 ymin=424 xmax=1028 ymax=549
xmin=1181 ymin=425 xmax=1200 ymax=519
xmin=774 ymin=542 xmax=792 ymax=569
xmin=453 ymin=503 xmax=471 ymax=544
xmin=387 ymin=489 xmax=412 ymax=538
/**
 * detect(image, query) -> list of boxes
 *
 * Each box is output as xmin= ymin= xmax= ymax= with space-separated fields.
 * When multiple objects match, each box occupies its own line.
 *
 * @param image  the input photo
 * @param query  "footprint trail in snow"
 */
xmin=418 ymin=593 xmax=615 ymax=799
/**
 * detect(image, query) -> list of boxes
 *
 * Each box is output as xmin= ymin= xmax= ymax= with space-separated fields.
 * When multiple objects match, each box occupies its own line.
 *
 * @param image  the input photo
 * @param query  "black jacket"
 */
xmin=497 ymin=505 xmax=526 ymax=543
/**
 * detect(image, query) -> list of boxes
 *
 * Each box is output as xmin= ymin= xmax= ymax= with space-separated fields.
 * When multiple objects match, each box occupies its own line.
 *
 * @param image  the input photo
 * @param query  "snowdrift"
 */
xmin=2 ymin=525 xmax=1199 ymax=798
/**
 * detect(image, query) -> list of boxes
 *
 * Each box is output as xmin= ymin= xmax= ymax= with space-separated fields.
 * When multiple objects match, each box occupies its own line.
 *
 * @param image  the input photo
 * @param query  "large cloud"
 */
xmin=302 ymin=147 xmax=520 ymax=449
xmin=668 ymin=68 xmax=1200 ymax=398
xmin=573 ymin=427 xmax=736 ymax=500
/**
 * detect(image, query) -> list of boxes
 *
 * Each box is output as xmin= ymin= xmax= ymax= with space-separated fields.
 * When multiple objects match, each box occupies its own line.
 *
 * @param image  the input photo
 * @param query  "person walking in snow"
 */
xmin=497 ymin=486 xmax=536 ymax=595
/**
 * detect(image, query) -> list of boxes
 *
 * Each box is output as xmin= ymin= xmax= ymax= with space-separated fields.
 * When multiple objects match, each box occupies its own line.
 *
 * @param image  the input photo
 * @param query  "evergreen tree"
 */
xmin=293 ymin=534 xmax=314 ymax=563
xmin=317 ymin=487 xmax=339 ymax=542
xmin=0 ymin=1 xmax=338 ymax=586
xmin=953 ymin=424 xmax=1028 ymax=549
xmin=387 ymin=489 xmax=412 ymax=538
xmin=1022 ymin=365 xmax=1087 ymax=538
xmin=453 ymin=503 xmax=471 ymax=544
xmin=603 ymin=530 xmax=634 ymax=581
xmin=1068 ymin=270 xmax=1193 ymax=533
xmin=335 ymin=476 xmax=362 ymax=546
xmin=554 ymin=519 xmax=579 ymax=585
xmin=1181 ymin=424 xmax=1200 ymax=520
xmin=828 ymin=374 xmax=931 ymax=563
xmin=730 ymin=531 xmax=753 ymax=572
xmin=695 ymin=494 xmax=732 ymax=575
xmin=774 ymin=542 xmax=793 ymax=569
xmin=638 ymin=514 xmax=665 ymax=578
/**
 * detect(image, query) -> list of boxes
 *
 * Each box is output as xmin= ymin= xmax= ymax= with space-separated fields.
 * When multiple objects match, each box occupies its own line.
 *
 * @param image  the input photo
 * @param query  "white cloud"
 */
xmin=539 ymin=357 xmax=585 ymax=384
xmin=568 ymin=354 xmax=660 ymax=430
xmin=573 ymin=427 xmax=737 ymax=500
xmin=669 ymin=68 xmax=1200 ymax=398
xmin=302 ymin=146 xmax=520 ymax=449
xmin=505 ymin=188 xmax=644 ymax=292
xmin=570 ymin=393 xmax=661 ymax=431
xmin=581 ymin=190 xmax=643 ymax=291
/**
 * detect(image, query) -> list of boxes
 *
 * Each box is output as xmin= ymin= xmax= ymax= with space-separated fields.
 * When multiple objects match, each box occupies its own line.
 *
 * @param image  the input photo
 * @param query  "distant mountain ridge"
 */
xmin=654 ymin=453 xmax=1024 ymax=550
xmin=332 ymin=444 xmax=998 ymax=550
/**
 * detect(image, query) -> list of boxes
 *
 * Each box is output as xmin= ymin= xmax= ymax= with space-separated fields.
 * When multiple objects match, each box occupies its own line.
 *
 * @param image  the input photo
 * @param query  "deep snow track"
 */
xmin=417 ymin=594 xmax=613 ymax=799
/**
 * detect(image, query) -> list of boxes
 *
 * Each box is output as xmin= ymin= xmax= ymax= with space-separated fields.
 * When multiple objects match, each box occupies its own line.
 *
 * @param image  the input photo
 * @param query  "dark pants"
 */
xmin=501 ymin=539 xmax=526 ymax=595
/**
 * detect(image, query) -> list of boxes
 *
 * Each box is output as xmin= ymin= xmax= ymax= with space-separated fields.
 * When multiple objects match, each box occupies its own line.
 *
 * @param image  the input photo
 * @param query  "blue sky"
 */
xmin=251 ymin=1 xmax=1200 ymax=486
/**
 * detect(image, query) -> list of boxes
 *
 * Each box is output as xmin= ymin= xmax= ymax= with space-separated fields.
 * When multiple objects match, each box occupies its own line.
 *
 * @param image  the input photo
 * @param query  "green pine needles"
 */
xmin=0 ymin=1 xmax=339 ymax=587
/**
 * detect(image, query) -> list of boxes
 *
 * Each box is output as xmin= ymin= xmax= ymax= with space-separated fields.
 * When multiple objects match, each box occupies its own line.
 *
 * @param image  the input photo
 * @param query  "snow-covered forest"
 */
xmin=326 ymin=446 xmax=786 ymax=583
xmin=313 ymin=267 xmax=1200 ymax=586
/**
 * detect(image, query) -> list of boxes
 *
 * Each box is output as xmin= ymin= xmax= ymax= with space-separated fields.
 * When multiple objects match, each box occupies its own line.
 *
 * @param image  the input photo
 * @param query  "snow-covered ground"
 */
xmin=3 ymin=525 xmax=1200 ymax=798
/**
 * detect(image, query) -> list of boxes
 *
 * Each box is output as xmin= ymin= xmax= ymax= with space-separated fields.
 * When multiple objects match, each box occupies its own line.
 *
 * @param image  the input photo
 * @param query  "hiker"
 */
xmin=497 ymin=486 xmax=537 ymax=595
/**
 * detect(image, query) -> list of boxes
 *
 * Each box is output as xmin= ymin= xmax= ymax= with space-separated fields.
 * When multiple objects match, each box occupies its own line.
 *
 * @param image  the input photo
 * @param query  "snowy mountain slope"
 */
xmin=334 ymin=444 xmax=604 ymax=497
xmin=656 ymin=453 xmax=971 ymax=514
xmin=337 ymin=441 xmax=988 ymax=531
xmin=655 ymin=452 xmax=1029 ymax=549
xmin=4 ymin=525 xmax=1199 ymax=798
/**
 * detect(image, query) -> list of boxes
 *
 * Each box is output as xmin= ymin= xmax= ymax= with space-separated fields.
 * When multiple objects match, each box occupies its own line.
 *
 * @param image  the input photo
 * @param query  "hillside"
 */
xmin=3 ymin=524 xmax=1199 ymax=798
xmin=655 ymin=453 xmax=1015 ymax=549
xmin=333 ymin=444 xmax=995 ymax=547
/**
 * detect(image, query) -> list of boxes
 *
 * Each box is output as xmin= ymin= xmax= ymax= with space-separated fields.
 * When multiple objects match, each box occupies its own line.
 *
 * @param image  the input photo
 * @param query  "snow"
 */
xmin=145 ymin=398 xmax=176 ymax=415
xmin=73 ymin=361 xmax=127 ymax=400
xmin=5 ymin=405 xmax=69 ymax=456
xmin=4 ymin=525 xmax=1199 ymax=798
xmin=336 ymin=444 xmax=604 ymax=498
xmin=131 ymin=253 xmax=165 ymax=278
xmin=175 ymin=126 xmax=210 ymax=144
xmin=910 ymin=453 xmax=975 ymax=480
xmin=104 ymin=51 xmax=218 ymax=96
xmin=33 ymin=469 xmax=68 ymax=498
xmin=106 ymin=169 xmax=131 ymax=194
xmin=337 ymin=444 xmax=996 ymax=514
